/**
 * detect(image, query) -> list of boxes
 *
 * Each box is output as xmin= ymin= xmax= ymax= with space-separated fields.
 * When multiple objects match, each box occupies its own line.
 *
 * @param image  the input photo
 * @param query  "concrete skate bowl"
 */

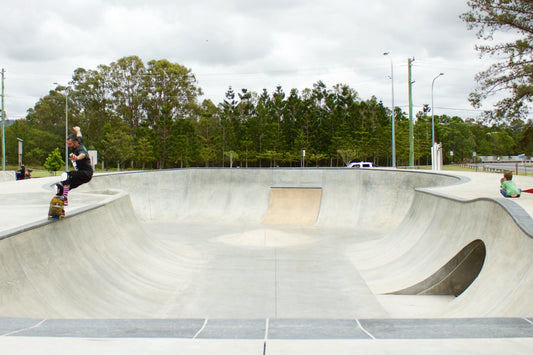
xmin=1 ymin=168 xmax=532 ymax=321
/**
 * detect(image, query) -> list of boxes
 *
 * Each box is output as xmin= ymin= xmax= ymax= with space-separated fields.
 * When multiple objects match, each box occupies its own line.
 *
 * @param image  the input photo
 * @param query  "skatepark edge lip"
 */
xmin=416 ymin=186 xmax=533 ymax=239
xmin=0 ymin=168 xmax=532 ymax=321
xmin=0 ymin=187 xmax=125 ymax=241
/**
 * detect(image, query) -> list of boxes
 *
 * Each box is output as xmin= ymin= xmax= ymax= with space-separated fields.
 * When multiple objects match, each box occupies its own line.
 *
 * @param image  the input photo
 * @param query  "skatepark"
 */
xmin=0 ymin=168 xmax=532 ymax=353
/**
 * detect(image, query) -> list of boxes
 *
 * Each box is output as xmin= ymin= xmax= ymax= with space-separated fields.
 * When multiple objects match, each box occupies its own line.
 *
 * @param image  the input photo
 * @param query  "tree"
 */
xmin=142 ymin=59 xmax=202 ymax=168
xmin=71 ymin=66 xmax=115 ymax=145
xmin=337 ymin=149 xmax=358 ymax=166
xmin=44 ymin=148 xmax=65 ymax=175
xmin=487 ymin=131 xmax=515 ymax=156
xmin=219 ymin=87 xmax=238 ymax=164
xmin=199 ymin=146 xmax=216 ymax=167
xmin=437 ymin=115 xmax=475 ymax=163
xmin=5 ymin=120 xmax=62 ymax=166
xmin=310 ymin=152 xmax=328 ymax=167
xmin=26 ymin=90 xmax=70 ymax=136
xmin=461 ymin=0 xmax=533 ymax=120
xmin=135 ymin=138 xmax=155 ymax=170
xmin=26 ymin=147 xmax=46 ymax=165
xmin=197 ymin=99 xmax=219 ymax=147
xmin=101 ymin=126 xmax=134 ymax=170
xmin=224 ymin=150 xmax=239 ymax=167
xmin=110 ymin=56 xmax=147 ymax=134
xmin=516 ymin=119 xmax=533 ymax=153
xmin=168 ymin=119 xmax=198 ymax=168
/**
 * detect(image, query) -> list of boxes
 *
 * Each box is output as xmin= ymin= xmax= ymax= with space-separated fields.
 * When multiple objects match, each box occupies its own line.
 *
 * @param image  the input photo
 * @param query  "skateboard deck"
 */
xmin=48 ymin=195 xmax=65 ymax=220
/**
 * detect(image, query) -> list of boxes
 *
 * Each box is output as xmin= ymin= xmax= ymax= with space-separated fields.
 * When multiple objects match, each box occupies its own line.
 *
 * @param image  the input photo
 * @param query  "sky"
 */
xmin=0 ymin=0 xmax=520 ymax=121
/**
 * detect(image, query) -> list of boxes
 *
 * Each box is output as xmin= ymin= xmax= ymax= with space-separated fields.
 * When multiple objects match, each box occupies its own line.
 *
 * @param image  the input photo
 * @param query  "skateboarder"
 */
xmin=55 ymin=126 xmax=93 ymax=205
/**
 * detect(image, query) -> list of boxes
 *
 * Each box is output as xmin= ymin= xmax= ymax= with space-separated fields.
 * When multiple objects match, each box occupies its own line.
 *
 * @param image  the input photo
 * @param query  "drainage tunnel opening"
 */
xmin=390 ymin=239 xmax=486 ymax=297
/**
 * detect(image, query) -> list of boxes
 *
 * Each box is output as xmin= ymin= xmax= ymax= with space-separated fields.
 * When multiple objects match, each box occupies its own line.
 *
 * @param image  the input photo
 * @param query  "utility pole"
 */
xmin=408 ymin=58 xmax=414 ymax=168
xmin=1 ymin=68 xmax=5 ymax=171
xmin=65 ymin=89 xmax=69 ymax=171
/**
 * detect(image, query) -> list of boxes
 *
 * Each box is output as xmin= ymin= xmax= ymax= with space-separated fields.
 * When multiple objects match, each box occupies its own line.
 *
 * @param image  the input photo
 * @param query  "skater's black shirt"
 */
xmin=62 ymin=136 xmax=93 ymax=189
xmin=72 ymin=137 xmax=93 ymax=172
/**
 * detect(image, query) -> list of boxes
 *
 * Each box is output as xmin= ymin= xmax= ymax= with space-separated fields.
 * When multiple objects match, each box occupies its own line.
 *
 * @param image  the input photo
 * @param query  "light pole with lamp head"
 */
xmin=54 ymin=83 xmax=70 ymax=171
xmin=431 ymin=73 xmax=444 ymax=170
xmin=383 ymin=52 xmax=396 ymax=167
xmin=431 ymin=73 xmax=444 ymax=147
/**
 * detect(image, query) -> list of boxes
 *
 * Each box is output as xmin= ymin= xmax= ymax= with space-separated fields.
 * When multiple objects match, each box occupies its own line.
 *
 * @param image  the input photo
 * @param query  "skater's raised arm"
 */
xmin=73 ymin=126 xmax=82 ymax=138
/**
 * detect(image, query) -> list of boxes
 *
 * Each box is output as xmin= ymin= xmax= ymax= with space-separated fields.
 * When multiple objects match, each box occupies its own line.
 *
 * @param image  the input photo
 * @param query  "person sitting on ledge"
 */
xmin=500 ymin=171 xmax=521 ymax=198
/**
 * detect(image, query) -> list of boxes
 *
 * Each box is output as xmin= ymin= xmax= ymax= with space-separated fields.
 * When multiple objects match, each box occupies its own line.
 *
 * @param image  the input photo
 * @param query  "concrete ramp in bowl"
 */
xmin=262 ymin=188 xmax=322 ymax=225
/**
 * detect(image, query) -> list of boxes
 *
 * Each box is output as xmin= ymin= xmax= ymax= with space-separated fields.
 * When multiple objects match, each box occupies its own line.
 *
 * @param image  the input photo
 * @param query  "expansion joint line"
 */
xmin=263 ymin=318 xmax=270 ymax=355
xmin=274 ymin=248 xmax=278 ymax=319
xmin=356 ymin=319 xmax=376 ymax=340
xmin=1 ymin=319 xmax=47 ymax=337
xmin=193 ymin=318 xmax=208 ymax=339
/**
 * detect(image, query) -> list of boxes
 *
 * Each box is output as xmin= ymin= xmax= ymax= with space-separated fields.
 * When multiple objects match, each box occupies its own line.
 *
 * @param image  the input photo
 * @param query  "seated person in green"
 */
xmin=500 ymin=171 xmax=521 ymax=198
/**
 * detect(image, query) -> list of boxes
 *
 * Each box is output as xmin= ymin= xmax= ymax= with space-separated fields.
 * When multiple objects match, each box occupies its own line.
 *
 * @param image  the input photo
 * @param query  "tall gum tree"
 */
xmin=461 ymin=0 xmax=533 ymax=121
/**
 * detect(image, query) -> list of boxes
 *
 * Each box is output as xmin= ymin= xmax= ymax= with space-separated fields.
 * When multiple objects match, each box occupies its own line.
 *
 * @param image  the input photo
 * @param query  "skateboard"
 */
xmin=48 ymin=195 xmax=65 ymax=220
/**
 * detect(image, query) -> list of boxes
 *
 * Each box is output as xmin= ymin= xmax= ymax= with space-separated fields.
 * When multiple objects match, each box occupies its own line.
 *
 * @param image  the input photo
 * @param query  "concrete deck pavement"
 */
xmin=0 ymin=168 xmax=532 ymax=354
xmin=0 ymin=176 xmax=116 ymax=237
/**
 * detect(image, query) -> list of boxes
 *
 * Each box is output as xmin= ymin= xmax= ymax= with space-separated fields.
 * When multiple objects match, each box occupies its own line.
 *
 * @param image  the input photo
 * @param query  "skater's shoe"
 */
xmin=55 ymin=183 xmax=64 ymax=196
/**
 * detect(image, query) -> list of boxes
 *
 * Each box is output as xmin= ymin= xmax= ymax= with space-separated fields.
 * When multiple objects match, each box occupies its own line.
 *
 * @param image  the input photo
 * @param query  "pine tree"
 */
xmin=461 ymin=0 xmax=533 ymax=120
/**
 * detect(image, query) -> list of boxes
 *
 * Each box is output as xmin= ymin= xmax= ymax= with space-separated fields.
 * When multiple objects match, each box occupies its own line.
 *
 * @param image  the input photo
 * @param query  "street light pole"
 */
xmin=408 ymin=58 xmax=415 ymax=168
xmin=431 ymin=73 xmax=444 ymax=171
xmin=383 ymin=52 xmax=396 ymax=168
xmin=431 ymin=73 xmax=444 ymax=147
xmin=1 ymin=68 xmax=5 ymax=171
xmin=54 ymin=83 xmax=70 ymax=171
xmin=65 ymin=89 xmax=69 ymax=171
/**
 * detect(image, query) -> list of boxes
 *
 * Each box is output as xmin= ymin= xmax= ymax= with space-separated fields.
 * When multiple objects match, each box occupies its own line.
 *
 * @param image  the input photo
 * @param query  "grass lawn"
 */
xmin=5 ymin=165 xmax=108 ymax=178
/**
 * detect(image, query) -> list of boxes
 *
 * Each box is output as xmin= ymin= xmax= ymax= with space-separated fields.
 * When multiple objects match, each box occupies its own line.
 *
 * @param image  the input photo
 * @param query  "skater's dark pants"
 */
xmin=62 ymin=170 xmax=93 ymax=189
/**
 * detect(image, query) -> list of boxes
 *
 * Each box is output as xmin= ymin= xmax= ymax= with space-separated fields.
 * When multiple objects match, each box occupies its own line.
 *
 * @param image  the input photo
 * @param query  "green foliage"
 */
xmin=101 ymin=124 xmax=135 ymax=170
xmin=517 ymin=121 xmax=533 ymax=153
xmin=44 ymin=148 xmax=65 ymax=174
xmin=135 ymin=138 xmax=155 ymax=170
xmin=461 ymin=0 xmax=533 ymax=121
xmin=26 ymin=147 xmax=46 ymax=165
xmin=199 ymin=147 xmax=216 ymax=167
xmin=4 ymin=120 xmax=62 ymax=167
xmin=13 ymin=55 xmax=533 ymax=169
xmin=224 ymin=150 xmax=239 ymax=167
xmin=337 ymin=149 xmax=359 ymax=166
